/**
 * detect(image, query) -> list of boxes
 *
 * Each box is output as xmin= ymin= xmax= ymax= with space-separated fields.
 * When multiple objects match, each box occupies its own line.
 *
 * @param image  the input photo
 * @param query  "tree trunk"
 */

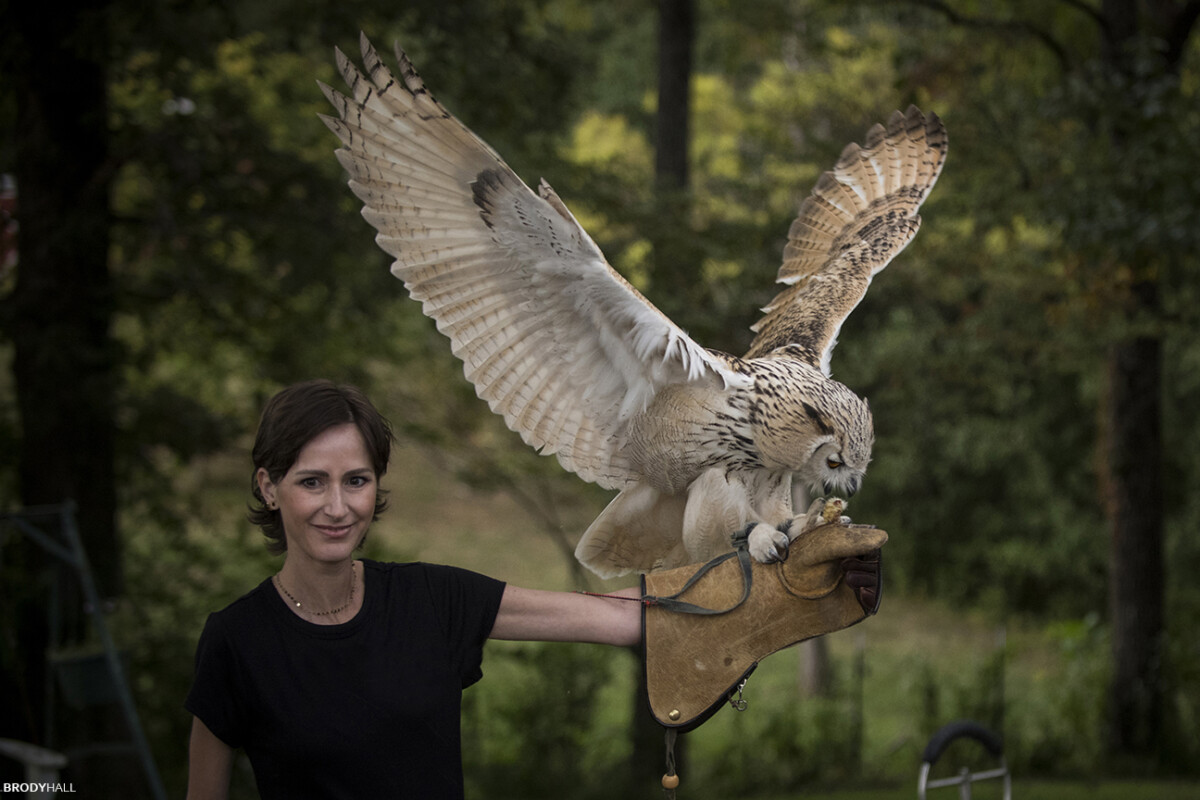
xmin=799 ymin=638 xmax=833 ymax=697
xmin=655 ymin=0 xmax=693 ymax=194
xmin=6 ymin=1 xmax=120 ymax=594
xmin=1102 ymin=284 xmax=1165 ymax=759
xmin=1097 ymin=0 xmax=1191 ymax=762
xmin=2 ymin=0 xmax=127 ymax=794
xmin=648 ymin=0 xmax=714 ymax=341
xmin=628 ymin=0 xmax=697 ymax=791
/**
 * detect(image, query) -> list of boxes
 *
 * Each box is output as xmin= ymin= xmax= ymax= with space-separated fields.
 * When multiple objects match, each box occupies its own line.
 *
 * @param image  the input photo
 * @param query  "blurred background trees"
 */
xmin=2 ymin=0 xmax=1198 ymax=796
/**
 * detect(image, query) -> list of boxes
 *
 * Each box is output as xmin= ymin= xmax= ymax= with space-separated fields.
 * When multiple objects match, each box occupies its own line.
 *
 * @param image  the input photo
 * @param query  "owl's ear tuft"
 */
xmin=801 ymin=401 xmax=835 ymax=436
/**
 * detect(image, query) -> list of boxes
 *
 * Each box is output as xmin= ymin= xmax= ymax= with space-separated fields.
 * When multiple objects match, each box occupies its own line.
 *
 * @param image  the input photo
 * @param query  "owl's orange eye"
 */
xmin=827 ymin=457 xmax=843 ymax=470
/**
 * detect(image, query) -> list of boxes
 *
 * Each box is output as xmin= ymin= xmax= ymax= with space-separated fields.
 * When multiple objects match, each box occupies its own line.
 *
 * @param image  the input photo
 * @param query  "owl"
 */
xmin=321 ymin=35 xmax=946 ymax=577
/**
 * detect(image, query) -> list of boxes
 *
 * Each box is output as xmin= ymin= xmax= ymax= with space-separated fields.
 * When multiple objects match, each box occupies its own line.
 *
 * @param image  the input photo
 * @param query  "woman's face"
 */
xmin=256 ymin=423 xmax=377 ymax=566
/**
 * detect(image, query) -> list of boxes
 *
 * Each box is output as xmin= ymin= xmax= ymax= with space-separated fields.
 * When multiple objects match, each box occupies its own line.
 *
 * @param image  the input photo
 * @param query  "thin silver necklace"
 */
xmin=274 ymin=562 xmax=357 ymax=616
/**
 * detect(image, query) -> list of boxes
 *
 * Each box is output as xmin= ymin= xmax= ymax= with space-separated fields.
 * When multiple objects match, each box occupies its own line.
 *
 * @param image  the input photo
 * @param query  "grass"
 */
xmin=369 ymin=441 xmax=604 ymax=590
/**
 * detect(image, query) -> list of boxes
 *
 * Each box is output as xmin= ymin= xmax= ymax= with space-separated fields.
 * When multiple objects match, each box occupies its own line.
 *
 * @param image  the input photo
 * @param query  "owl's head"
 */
xmin=752 ymin=366 xmax=875 ymax=498
xmin=788 ymin=387 xmax=874 ymax=500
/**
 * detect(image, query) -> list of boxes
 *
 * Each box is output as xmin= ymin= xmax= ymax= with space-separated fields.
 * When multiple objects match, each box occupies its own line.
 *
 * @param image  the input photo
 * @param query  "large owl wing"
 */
xmin=321 ymin=35 xmax=747 ymax=490
xmin=744 ymin=106 xmax=947 ymax=371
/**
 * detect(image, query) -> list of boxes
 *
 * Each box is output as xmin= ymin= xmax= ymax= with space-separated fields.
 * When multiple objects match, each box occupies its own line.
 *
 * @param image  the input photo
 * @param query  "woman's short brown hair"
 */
xmin=248 ymin=380 xmax=394 ymax=554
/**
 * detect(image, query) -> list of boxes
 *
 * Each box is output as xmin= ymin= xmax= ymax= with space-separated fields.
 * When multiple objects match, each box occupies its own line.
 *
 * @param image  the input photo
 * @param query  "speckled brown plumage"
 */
xmin=323 ymin=35 xmax=947 ymax=577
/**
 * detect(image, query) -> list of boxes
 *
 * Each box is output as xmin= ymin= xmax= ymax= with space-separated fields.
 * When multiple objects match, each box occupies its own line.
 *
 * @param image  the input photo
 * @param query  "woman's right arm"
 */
xmin=186 ymin=716 xmax=233 ymax=800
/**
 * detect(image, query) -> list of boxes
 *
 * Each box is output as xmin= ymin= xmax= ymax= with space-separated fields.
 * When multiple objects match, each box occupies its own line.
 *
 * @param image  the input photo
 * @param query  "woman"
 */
xmin=185 ymin=380 xmax=641 ymax=799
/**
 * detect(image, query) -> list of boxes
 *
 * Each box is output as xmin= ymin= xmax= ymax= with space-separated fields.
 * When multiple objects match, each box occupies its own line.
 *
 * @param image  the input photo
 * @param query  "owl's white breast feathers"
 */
xmin=323 ymin=35 xmax=745 ymax=489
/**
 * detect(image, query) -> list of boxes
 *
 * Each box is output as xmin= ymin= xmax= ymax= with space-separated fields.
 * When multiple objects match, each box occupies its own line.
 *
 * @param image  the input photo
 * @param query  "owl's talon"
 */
xmin=747 ymin=523 xmax=791 ymax=564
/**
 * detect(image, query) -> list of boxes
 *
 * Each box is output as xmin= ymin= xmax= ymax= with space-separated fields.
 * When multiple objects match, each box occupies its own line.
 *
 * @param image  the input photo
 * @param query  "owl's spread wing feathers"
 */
xmin=744 ymin=106 xmax=947 ymax=371
xmin=322 ymin=35 xmax=746 ymax=489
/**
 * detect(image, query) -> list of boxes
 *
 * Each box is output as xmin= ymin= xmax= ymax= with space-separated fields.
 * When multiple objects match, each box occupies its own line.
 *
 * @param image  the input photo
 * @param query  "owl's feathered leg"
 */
xmin=681 ymin=469 xmax=756 ymax=562
xmin=575 ymin=483 xmax=690 ymax=578
xmin=575 ymin=470 xmax=809 ymax=576
xmin=684 ymin=469 xmax=797 ymax=564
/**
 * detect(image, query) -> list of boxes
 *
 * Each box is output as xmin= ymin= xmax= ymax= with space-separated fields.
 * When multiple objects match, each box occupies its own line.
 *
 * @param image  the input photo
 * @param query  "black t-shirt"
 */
xmin=185 ymin=560 xmax=506 ymax=799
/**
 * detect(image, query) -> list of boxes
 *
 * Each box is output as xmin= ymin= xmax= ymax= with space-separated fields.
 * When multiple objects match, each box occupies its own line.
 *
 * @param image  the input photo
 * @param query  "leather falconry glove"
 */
xmin=641 ymin=521 xmax=886 ymax=731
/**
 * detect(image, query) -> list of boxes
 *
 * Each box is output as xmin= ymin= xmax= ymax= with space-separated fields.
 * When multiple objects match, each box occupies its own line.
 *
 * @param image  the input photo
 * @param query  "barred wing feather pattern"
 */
xmin=320 ymin=35 xmax=747 ymax=490
xmin=745 ymin=106 xmax=946 ymax=371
